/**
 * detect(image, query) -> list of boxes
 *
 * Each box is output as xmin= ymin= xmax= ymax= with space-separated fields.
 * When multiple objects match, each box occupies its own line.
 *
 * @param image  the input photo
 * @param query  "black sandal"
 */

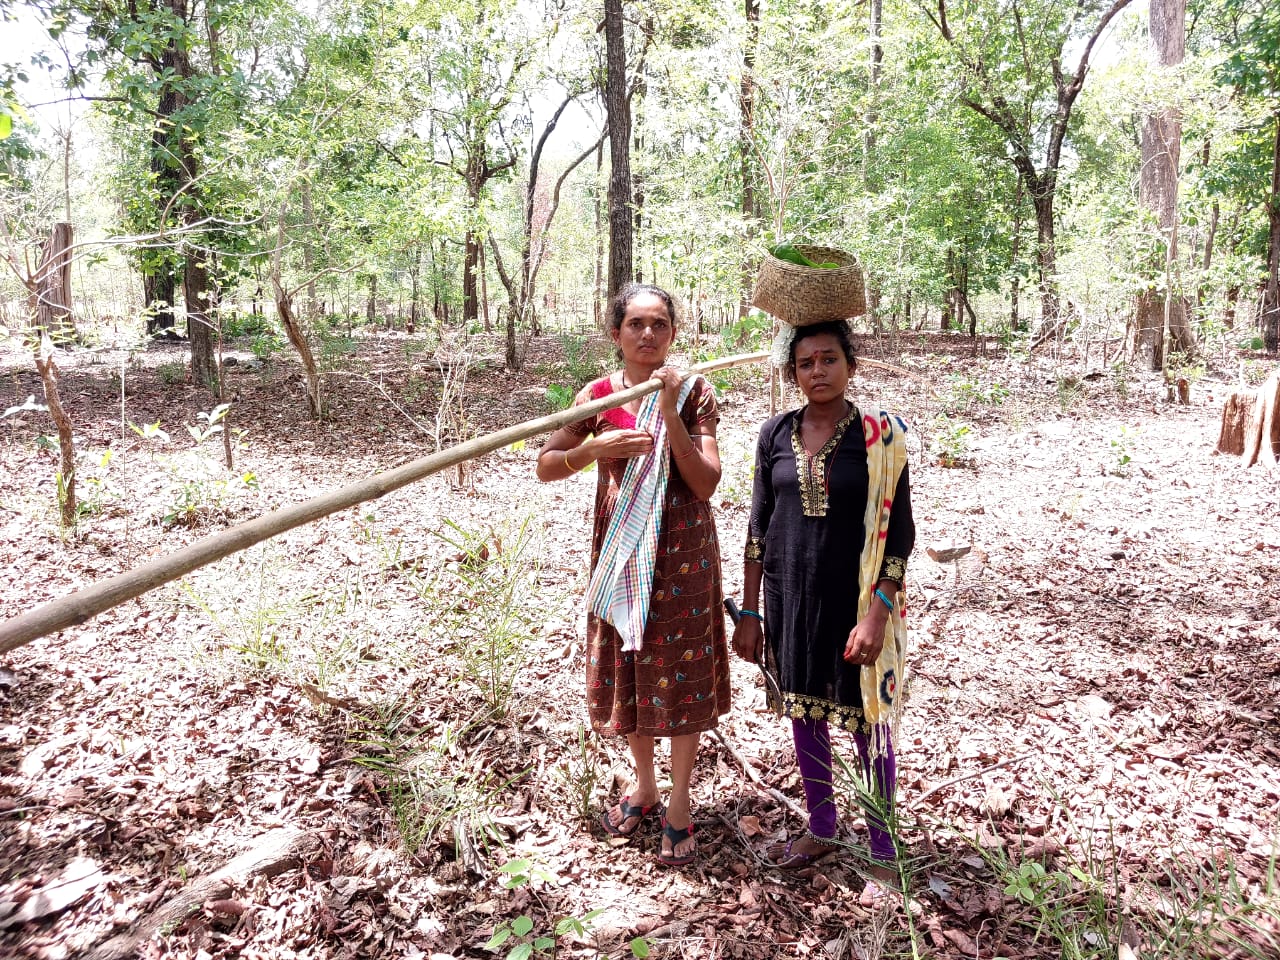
xmin=656 ymin=817 xmax=697 ymax=867
xmin=600 ymin=795 xmax=664 ymax=838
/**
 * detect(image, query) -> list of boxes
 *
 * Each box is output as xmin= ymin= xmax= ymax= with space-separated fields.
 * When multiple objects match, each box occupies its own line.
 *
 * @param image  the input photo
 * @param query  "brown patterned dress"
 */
xmin=565 ymin=375 xmax=731 ymax=737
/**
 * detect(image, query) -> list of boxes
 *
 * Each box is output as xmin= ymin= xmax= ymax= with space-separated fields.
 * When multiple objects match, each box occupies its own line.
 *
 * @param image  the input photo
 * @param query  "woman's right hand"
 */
xmin=732 ymin=617 xmax=763 ymax=663
xmin=592 ymin=428 xmax=655 ymax=460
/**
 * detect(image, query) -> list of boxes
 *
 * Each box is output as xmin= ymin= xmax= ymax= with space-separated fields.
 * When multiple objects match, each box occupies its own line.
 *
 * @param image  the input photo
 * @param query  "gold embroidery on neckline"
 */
xmin=790 ymin=405 xmax=858 ymax=517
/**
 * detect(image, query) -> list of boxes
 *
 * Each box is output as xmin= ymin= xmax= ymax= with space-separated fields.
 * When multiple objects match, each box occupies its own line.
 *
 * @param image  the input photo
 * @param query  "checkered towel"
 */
xmin=587 ymin=375 xmax=698 ymax=652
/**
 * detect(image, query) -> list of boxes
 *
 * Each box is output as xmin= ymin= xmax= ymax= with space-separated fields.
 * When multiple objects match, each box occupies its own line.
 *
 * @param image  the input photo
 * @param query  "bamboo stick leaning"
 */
xmin=0 ymin=351 xmax=770 ymax=654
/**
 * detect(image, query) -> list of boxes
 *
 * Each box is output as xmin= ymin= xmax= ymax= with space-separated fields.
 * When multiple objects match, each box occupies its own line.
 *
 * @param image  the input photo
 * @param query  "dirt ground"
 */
xmin=1 ymin=325 xmax=1278 ymax=959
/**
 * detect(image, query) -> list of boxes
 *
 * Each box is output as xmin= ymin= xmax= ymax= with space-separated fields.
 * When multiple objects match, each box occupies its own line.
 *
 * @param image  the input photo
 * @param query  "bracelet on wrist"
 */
xmin=564 ymin=448 xmax=579 ymax=471
xmin=673 ymin=444 xmax=698 ymax=459
xmin=874 ymin=588 xmax=895 ymax=613
xmin=739 ymin=608 xmax=763 ymax=622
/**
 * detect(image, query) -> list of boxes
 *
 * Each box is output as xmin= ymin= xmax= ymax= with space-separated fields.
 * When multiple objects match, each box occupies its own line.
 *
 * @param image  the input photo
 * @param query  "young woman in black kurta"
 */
xmin=733 ymin=320 xmax=915 ymax=885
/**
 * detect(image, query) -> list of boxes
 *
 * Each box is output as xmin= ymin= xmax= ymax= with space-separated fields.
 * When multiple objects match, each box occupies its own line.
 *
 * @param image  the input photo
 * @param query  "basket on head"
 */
xmin=751 ymin=244 xmax=867 ymax=327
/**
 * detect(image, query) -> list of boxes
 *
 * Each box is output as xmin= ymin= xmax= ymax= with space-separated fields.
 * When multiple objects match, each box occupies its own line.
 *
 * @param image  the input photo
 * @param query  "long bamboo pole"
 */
xmin=0 ymin=351 xmax=770 ymax=654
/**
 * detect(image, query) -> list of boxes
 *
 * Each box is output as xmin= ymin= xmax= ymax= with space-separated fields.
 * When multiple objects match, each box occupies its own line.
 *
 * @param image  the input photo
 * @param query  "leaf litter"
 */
xmin=0 ymin=332 xmax=1277 ymax=958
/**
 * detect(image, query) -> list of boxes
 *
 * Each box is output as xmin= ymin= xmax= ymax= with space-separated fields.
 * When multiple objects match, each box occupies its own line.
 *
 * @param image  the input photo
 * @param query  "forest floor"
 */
xmin=1 ymin=324 xmax=1279 ymax=960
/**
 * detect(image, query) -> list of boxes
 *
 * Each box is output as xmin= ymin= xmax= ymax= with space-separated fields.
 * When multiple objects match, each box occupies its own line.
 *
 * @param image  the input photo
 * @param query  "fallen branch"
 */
xmin=84 ymin=828 xmax=320 ymax=960
xmin=913 ymin=751 xmax=1036 ymax=805
xmin=0 ymin=350 xmax=769 ymax=654
xmin=711 ymin=728 xmax=807 ymax=820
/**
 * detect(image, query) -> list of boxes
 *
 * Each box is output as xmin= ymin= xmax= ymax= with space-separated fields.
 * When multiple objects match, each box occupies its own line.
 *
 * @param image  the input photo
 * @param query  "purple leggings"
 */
xmin=791 ymin=717 xmax=896 ymax=861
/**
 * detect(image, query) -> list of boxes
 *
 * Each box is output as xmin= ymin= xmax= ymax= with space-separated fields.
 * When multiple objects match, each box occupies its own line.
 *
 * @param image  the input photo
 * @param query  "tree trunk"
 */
xmin=366 ymin=273 xmax=377 ymax=326
xmin=463 ymin=229 xmax=480 ymax=325
xmin=604 ymin=0 xmax=633 ymax=301
xmin=36 ymin=223 xmax=74 ymax=339
xmin=594 ymin=139 xmax=605 ymax=325
xmin=143 ymin=267 xmax=177 ymax=335
xmin=186 ymin=249 xmax=216 ymax=388
xmin=1262 ymin=111 xmax=1280 ymax=353
xmin=738 ymin=0 xmax=760 ymax=319
xmin=1032 ymin=186 xmax=1059 ymax=328
xmin=864 ymin=0 xmax=884 ymax=332
xmin=480 ymin=242 xmax=493 ymax=333
xmin=408 ymin=245 xmax=421 ymax=334
xmin=276 ymin=291 xmax=322 ymax=418
xmin=1135 ymin=0 xmax=1188 ymax=369
xmin=1010 ymin=176 xmax=1024 ymax=332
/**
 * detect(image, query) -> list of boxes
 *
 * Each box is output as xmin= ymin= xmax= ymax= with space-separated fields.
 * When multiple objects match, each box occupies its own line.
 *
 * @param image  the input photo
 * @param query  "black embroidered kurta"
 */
xmin=746 ymin=405 xmax=915 ymax=732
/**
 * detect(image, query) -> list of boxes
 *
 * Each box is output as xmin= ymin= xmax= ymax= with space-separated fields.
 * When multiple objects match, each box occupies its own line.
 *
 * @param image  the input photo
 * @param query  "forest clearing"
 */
xmin=1 ymin=328 xmax=1278 ymax=959
xmin=5 ymin=0 xmax=1280 ymax=955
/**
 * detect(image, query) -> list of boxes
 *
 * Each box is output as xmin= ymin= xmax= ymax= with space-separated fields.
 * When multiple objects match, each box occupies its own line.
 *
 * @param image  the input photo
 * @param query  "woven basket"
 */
xmin=751 ymin=244 xmax=867 ymax=326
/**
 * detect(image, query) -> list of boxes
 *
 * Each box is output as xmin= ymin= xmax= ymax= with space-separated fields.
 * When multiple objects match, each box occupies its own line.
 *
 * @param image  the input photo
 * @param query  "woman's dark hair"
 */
xmin=785 ymin=320 xmax=857 ymax=384
xmin=606 ymin=283 xmax=677 ymax=334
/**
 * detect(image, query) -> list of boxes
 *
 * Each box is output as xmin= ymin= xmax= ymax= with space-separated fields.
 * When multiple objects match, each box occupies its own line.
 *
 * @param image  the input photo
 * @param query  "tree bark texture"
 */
xmin=36 ymin=223 xmax=74 ymax=338
xmin=1136 ymin=0 xmax=1189 ymax=370
xmin=1216 ymin=389 xmax=1253 ymax=456
xmin=274 ymin=289 xmax=322 ymax=418
xmin=144 ymin=271 xmax=177 ymax=335
xmin=1010 ymin=176 xmax=1024 ymax=332
xmin=604 ymin=0 xmax=633 ymax=301
xmin=186 ymin=246 xmax=217 ymax=388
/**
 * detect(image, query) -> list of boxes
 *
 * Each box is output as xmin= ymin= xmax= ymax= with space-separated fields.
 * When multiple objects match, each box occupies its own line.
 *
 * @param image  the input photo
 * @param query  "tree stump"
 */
xmin=1256 ymin=371 xmax=1280 ymax=468
xmin=1216 ymin=390 xmax=1254 ymax=455
xmin=1222 ymin=370 xmax=1280 ymax=466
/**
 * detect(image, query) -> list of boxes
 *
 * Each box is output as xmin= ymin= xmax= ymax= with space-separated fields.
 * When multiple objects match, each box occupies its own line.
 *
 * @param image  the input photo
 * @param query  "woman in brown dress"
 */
xmin=536 ymin=283 xmax=730 ymax=866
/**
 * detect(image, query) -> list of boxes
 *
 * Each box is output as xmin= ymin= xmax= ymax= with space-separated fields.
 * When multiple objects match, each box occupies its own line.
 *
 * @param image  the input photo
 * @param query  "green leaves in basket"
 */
xmin=770 ymin=242 xmax=838 ymax=269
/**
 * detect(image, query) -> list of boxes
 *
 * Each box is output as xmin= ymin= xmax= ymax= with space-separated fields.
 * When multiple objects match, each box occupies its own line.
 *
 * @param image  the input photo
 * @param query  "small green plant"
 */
xmin=250 ymin=331 xmax=283 ymax=360
xmin=976 ymin=829 xmax=1118 ymax=957
xmin=187 ymin=403 xmax=230 ymax=444
xmin=76 ymin=449 xmax=116 ymax=519
xmin=156 ymin=362 xmax=185 ymax=386
xmin=552 ymin=724 xmax=605 ymax=825
xmin=544 ymin=383 xmax=574 ymax=412
xmin=429 ymin=516 xmax=541 ymax=719
xmin=559 ymin=333 xmax=606 ymax=384
xmin=129 ymin=420 xmax=170 ymax=443
xmin=1056 ymin=375 xmax=1086 ymax=413
xmin=350 ymin=705 xmax=519 ymax=856
xmin=1110 ymin=360 xmax=1131 ymax=399
xmin=931 ymin=415 xmax=973 ymax=468
xmin=721 ymin=308 xmax=772 ymax=350
xmin=224 ymin=312 xmax=272 ymax=338
xmin=485 ymin=858 xmax=647 ymax=960
xmin=1109 ymin=427 xmax=1134 ymax=477
xmin=941 ymin=375 xmax=1010 ymax=415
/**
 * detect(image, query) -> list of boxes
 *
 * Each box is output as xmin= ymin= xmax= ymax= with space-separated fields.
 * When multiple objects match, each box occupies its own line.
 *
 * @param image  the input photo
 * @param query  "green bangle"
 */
xmin=739 ymin=608 xmax=763 ymax=622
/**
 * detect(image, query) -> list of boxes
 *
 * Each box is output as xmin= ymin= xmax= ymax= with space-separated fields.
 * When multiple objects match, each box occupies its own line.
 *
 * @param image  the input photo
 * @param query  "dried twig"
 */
xmin=913 ymin=751 xmax=1036 ymax=805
